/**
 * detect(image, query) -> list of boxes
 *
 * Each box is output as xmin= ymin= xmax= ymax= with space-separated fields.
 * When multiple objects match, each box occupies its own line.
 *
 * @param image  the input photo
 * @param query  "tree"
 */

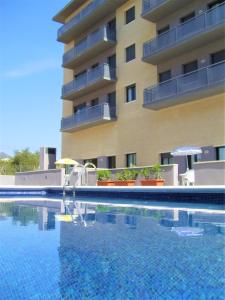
xmin=11 ymin=148 xmax=39 ymax=172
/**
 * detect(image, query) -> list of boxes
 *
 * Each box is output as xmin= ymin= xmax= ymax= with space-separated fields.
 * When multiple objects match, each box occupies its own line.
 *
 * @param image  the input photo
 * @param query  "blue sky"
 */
xmin=0 ymin=0 xmax=69 ymax=157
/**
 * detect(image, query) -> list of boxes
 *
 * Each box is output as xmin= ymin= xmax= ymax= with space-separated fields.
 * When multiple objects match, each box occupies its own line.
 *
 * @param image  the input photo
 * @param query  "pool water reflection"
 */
xmin=0 ymin=199 xmax=224 ymax=300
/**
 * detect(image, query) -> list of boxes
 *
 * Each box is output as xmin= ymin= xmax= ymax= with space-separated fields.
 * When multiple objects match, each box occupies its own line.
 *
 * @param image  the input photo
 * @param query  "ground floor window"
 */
xmin=83 ymin=158 xmax=98 ymax=168
xmin=216 ymin=146 xmax=225 ymax=160
xmin=126 ymin=153 xmax=136 ymax=167
xmin=160 ymin=152 xmax=173 ymax=165
xmin=107 ymin=156 xmax=116 ymax=169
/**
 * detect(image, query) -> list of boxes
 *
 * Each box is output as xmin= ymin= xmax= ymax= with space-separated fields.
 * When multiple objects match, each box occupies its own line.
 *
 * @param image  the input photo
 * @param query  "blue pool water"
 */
xmin=0 ymin=198 xmax=224 ymax=300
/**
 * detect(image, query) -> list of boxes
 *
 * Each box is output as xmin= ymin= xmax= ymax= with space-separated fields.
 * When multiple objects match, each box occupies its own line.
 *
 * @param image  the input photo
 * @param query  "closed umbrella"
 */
xmin=171 ymin=146 xmax=202 ymax=171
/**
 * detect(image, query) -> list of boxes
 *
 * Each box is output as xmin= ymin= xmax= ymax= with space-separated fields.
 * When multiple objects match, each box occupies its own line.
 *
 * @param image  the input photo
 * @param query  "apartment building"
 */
xmin=53 ymin=0 xmax=225 ymax=173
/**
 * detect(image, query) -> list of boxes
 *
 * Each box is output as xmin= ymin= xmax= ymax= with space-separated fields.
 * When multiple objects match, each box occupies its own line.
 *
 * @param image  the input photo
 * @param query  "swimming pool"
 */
xmin=0 ymin=197 xmax=224 ymax=299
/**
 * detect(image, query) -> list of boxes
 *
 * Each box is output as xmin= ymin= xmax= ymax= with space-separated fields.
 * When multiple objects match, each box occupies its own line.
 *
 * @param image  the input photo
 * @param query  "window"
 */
xmin=74 ymin=103 xmax=86 ymax=113
xmin=108 ymin=54 xmax=116 ymax=69
xmin=159 ymin=70 xmax=171 ymax=83
xmin=126 ymin=153 xmax=136 ymax=167
xmin=161 ymin=153 xmax=173 ymax=165
xmin=107 ymin=91 xmax=116 ymax=106
xmin=211 ymin=49 xmax=225 ymax=64
xmin=157 ymin=25 xmax=170 ymax=35
xmin=90 ymin=98 xmax=99 ymax=107
xmin=187 ymin=154 xmax=200 ymax=169
xmin=183 ymin=60 xmax=198 ymax=74
xmin=75 ymin=70 xmax=86 ymax=80
xmin=208 ymin=0 xmax=225 ymax=10
xmin=216 ymin=146 xmax=225 ymax=160
xmin=126 ymin=84 xmax=136 ymax=102
xmin=126 ymin=44 xmax=135 ymax=62
xmin=180 ymin=11 xmax=195 ymax=23
xmin=83 ymin=158 xmax=98 ymax=167
xmin=125 ymin=6 xmax=135 ymax=24
xmin=107 ymin=156 xmax=116 ymax=169
xmin=107 ymin=214 xmax=116 ymax=224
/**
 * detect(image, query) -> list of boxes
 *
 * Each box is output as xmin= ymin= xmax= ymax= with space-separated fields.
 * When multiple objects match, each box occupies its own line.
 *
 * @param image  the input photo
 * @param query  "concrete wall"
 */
xmin=194 ymin=161 xmax=225 ymax=186
xmin=15 ymin=169 xmax=65 ymax=186
xmin=0 ymin=175 xmax=15 ymax=186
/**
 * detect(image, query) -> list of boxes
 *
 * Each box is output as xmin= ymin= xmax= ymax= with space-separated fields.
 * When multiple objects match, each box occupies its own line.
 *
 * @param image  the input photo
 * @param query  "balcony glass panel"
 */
xmin=61 ymin=103 xmax=116 ymax=131
xmin=62 ymin=64 xmax=116 ymax=98
xmin=144 ymin=60 xmax=225 ymax=106
xmin=58 ymin=0 xmax=105 ymax=38
xmin=142 ymin=0 xmax=166 ymax=14
xmin=63 ymin=26 xmax=116 ymax=66
xmin=143 ymin=3 xmax=225 ymax=59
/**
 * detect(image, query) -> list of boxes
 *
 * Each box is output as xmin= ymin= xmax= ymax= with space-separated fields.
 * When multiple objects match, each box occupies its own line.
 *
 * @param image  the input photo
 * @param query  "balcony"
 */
xmin=57 ymin=0 xmax=127 ymax=43
xmin=61 ymin=103 xmax=117 ymax=132
xmin=62 ymin=64 xmax=116 ymax=100
xmin=143 ymin=60 xmax=225 ymax=110
xmin=63 ymin=26 xmax=116 ymax=69
xmin=143 ymin=3 xmax=225 ymax=64
xmin=142 ymin=0 xmax=193 ymax=22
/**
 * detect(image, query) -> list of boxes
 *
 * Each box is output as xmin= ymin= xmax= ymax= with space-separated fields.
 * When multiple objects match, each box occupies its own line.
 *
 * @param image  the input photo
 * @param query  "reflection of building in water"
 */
xmin=58 ymin=203 xmax=225 ymax=298
xmin=160 ymin=210 xmax=225 ymax=235
xmin=38 ymin=208 xmax=56 ymax=231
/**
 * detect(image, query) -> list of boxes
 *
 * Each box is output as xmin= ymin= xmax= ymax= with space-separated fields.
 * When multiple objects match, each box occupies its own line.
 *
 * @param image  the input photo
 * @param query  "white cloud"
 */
xmin=2 ymin=58 xmax=60 ymax=78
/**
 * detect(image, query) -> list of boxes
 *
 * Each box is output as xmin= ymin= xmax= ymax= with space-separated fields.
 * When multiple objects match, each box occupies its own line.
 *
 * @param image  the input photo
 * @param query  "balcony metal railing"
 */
xmin=61 ymin=103 xmax=116 ymax=131
xmin=63 ymin=26 xmax=116 ymax=66
xmin=142 ymin=0 xmax=166 ymax=15
xmin=57 ymin=0 xmax=105 ymax=39
xmin=144 ymin=60 xmax=225 ymax=106
xmin=143 ymin=3 xmax=225 ymax=59
xmin=62 ymin=63 xmax=116 ymax=98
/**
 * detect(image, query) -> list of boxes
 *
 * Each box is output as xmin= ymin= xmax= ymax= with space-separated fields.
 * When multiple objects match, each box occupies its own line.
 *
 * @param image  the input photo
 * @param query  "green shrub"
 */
xmin=150 ymin=164 xmax=163 ymax=179
xmin=140 ymin=164 xmax=163 ymax=179
xmin=97 ymin=170 xmax=111 ymax=181
xmin=140 ymin=167 xmax=151 ymax=179
xmin=115 ymin=169 xmax=138 ymax=181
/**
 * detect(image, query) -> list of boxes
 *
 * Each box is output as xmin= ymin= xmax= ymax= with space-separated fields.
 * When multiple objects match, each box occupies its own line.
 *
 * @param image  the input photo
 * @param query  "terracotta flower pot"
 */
xmin=114 ymin=180 xmax=136 ymax=186
xmin=97 ymin=181 xmax=115 ymax=186
xmin=140 ymin=179 xmax=165 ymax=186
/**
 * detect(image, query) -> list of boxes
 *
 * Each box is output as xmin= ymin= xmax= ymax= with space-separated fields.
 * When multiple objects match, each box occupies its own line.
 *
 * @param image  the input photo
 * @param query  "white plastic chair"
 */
xmin=180 ymin=170 xmax=195 ymax=186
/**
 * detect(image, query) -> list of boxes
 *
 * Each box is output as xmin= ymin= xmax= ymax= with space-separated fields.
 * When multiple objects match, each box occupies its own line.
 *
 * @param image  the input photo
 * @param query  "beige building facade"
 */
xmin=54 ymin=0 xmax=225 ymax=173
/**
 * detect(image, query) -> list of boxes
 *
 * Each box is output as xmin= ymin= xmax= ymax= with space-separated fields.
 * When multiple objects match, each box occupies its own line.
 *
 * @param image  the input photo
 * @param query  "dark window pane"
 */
xmin=208 ymin=0 xmax=225 ymax=9
xmin=216 ymin=146 xmax=225 ymax=160
xmin=125 ymin=6 xmax=135 ymax=24
xmin=91 ymin=98 xmax=99 ymax=106
xmin=108 ymin=54 xmax=116 ymax=69
xmin=108 ymin=156 xmax=116 ymax=169
xmin=83 ymin=158 xmax=97 ymax=167
xmin=159 ymin=70 xmax=171 ymax=83
xmin=157 ymin=25 xmax=170 ymax=35
xmin=126 ymin=84 xmax=136 ymax=102
xmin=180 ymin=11 xmax=195 ymax=23
xmin=126 ymin=153 xmax=136 ymax=167
xmin=107 ymin=91 xmax=116 ymax=106
xmin=74 ymin=103 xmax=86 ymax=113
xmin=161 ymin=152 xmax=173 ymax=165
xmin=183 ymin=60 xmax=198 ymax=74
xmin=126 ymin=44 xmax=135 ymax=62
xmin=211 ymin=49 xmax=225 ymax=64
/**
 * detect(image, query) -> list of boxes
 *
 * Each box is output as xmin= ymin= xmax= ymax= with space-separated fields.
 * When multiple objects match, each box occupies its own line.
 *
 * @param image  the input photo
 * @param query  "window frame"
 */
xmin=126 ymin=153 xmax=137 ymax=168
xmin=126 ymin=84 xmax=136 ymax=103
xmin=125 ymin=6 xmax=135 ymax=25
xmin=125 ymin=44 xmax=136 ymax=63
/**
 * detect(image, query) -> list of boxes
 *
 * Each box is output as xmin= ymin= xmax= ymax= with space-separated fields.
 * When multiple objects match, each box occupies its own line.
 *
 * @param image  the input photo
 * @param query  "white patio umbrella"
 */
xmin=171 ymin=146 xmax=202 ymax=171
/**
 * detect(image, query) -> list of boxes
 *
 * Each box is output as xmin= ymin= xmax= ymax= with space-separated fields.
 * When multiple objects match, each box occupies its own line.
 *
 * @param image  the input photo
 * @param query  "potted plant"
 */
xmin=114 ymin=169 xmax=138 ymax=186
xmin=97 ymin=170 xmax=115 ymax=186
xmin=140 ymin=164 xmax=165 ymax=186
